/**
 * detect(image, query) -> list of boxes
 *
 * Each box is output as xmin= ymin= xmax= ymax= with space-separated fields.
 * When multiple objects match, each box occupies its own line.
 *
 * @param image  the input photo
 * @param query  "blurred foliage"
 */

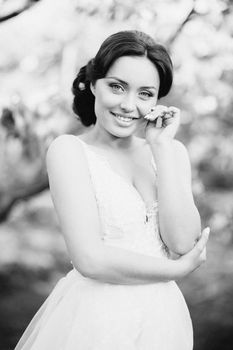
xmin=0 ymin=0 xmax=233 ymax=349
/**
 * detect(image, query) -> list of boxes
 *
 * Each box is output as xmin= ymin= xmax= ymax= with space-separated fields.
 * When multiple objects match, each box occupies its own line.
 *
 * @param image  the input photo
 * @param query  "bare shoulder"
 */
xmin=45 ymin=134 xmax=90 ymax=188
xmin=46 ymin=134 xmax=86 ymax=169
xmin=46 ymin=134 xmax=82 ymax=159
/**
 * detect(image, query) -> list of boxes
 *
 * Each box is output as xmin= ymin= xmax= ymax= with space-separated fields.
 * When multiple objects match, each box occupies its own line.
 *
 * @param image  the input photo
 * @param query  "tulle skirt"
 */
xmin=15 ymin=269 xmax=193 ymax=350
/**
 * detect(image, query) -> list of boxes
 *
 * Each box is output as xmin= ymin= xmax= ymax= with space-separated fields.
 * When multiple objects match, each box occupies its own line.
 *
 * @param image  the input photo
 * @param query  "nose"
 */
xmin=120 ymin=93 xmax=136 ymax=113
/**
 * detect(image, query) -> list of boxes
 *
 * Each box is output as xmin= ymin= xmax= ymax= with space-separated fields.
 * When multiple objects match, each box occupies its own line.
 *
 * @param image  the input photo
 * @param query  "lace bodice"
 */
xmin=78 ymin=138 xmax=168 ymax=258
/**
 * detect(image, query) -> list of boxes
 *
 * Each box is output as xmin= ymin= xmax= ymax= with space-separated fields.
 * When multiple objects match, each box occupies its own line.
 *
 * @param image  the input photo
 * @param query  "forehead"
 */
xmin=106 ymin=55 xmax=160 ymax=86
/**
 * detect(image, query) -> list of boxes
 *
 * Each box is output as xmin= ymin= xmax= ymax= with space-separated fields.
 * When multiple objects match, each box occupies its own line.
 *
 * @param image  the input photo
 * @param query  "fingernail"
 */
xmin=205 ymin=227 xmax=210 ymax=234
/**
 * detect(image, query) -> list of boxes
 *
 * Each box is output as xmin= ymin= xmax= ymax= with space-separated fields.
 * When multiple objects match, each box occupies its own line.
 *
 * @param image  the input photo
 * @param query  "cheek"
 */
xmin=138 ymin=97 xmax=158 ymax=116
xmin=97 ymin=92 xmax=121 ymax=111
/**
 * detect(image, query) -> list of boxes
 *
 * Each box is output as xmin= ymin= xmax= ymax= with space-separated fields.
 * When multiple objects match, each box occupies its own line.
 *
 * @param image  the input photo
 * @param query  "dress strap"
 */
xmin=76 ymin=136 xmax=87 ymax=148
xmin=151 ymin=156 xmax=157 ymax=173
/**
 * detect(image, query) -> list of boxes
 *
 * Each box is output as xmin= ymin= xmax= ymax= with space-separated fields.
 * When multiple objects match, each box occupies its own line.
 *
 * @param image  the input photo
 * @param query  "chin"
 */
xmin=109 ymin=126 xmax=136 ymax=138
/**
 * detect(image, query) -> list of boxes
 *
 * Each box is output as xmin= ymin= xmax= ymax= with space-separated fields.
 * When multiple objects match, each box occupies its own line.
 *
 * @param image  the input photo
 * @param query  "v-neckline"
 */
xmin=77 ymin=137 xmax=158 ymax=213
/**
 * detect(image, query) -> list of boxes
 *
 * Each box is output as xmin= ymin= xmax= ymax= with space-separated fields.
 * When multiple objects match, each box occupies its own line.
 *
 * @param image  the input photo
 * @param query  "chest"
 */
xmin=105 ymin=149 xmax=157 ymax=206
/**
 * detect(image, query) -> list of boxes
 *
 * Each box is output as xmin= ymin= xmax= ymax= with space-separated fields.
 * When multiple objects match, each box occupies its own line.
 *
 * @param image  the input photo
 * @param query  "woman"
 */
xmin=15 ymin=30 xmax=209 ymax=350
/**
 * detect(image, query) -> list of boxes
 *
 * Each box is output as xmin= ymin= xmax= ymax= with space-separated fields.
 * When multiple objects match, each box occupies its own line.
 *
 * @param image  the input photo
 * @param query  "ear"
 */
xmin=90 ymin=83 xmax=96 ymax=96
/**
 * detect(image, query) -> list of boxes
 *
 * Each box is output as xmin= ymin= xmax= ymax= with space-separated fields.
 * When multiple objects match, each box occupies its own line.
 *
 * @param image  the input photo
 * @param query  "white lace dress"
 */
xmin=15 ymin=137 xmax=193 ymax=350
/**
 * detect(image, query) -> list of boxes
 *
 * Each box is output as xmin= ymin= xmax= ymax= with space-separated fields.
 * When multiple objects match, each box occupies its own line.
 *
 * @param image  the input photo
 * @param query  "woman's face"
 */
xmin=91 ymin=55 xmax=160 ymax=138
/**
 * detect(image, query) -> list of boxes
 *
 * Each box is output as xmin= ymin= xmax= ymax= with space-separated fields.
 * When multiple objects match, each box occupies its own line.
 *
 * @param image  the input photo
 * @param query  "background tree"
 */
xmin=0 ymin=1 xmax=233 ymax=349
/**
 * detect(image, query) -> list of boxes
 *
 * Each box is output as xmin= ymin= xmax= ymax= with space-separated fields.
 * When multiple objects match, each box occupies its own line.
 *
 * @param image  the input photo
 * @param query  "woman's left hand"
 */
xmin=144 ymin=105 xmax=180 ymax=145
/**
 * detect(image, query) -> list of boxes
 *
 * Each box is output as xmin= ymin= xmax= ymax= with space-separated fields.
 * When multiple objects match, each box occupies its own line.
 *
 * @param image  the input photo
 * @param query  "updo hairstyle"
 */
xmin=72 ymin=30 xmax=173 ymax=126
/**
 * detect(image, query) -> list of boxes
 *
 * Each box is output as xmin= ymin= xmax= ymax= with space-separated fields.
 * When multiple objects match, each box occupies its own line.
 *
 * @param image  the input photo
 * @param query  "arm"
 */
xmin=151 ymin=139 xmax=201 ymax=255
xmin=46 ymin=135 xmax=204 ymax=285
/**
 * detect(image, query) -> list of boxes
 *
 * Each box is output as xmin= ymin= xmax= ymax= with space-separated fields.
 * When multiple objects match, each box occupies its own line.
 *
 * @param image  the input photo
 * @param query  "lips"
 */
xmin=111 ymin=112 xmax=137 ymax=121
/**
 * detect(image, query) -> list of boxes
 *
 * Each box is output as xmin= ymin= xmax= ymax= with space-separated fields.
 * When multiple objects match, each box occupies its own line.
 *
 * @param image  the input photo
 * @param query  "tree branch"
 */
xmin=0 ymin=0 xmax=40 ymax=23
xmin=0 ymin=177 xmax=49 ymax=222
xmin=166 ymin=1 xmax=198 ymax=46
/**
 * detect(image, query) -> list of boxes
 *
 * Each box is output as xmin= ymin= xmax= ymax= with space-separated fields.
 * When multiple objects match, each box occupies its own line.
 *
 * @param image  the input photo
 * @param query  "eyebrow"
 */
xmin=106 ymin=76 xmax=158 ymax=90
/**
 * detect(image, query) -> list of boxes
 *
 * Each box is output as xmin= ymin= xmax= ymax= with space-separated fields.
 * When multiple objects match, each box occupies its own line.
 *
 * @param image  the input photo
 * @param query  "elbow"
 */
xmin=171 ymin=241 xmax=196 ymax=256
xmin=72 ymin=249 xmax=105 ymax=280
xmin=167 ymin=223 xmax=202 ymax=256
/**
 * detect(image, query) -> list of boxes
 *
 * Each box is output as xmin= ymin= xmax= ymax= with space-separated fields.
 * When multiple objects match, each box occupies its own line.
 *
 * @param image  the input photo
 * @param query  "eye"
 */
xmin=139 ymin=91 xmax=154 ymax=99
xmin=109 ymin=83 xmax=124 ymax=93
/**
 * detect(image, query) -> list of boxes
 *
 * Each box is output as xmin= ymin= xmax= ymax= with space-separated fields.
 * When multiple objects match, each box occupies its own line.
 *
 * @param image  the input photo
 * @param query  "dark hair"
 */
xmin=72 ymin=30 xmax=173 ymax=126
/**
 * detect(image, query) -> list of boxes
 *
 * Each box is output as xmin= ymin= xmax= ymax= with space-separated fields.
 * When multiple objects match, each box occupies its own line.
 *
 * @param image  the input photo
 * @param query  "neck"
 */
xmin=83 ymin=124 xmax=135 ymax=151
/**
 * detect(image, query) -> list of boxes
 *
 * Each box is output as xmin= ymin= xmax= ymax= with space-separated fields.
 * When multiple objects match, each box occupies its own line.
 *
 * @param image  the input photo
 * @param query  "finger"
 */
xmin=162 ymin=113 xmax=175 ymax=127
xmin=196 ymin=227 xmax=210 ymax=251
xmin=200 ymin=247 xmax=206 ymax=262
xmin=166 ymin=108 xmax=180 ymax=122
xmin=156 ymin=116 xmax=163 ymax=128
xmin=163 ymin=113 xmax=174 ymax=120
xmin=167 ymin=106 xmax=180 ymax=115
xmin=165 ymin=112 xmax=179 ymax=124
xmin=162 ymin=108 xmax=180 ymax=125
xmin=201 ymin=226 xmax=210 ymax=240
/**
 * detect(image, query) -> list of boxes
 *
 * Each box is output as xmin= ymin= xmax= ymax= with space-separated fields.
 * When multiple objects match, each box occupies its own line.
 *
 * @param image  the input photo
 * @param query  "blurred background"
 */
xmin=0 ymin=0 xmax=233 ymax=349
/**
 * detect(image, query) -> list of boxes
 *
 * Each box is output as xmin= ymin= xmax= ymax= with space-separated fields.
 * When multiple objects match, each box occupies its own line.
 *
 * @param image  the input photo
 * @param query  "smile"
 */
xmin=111 ymin=112 xmax=137 ymax=123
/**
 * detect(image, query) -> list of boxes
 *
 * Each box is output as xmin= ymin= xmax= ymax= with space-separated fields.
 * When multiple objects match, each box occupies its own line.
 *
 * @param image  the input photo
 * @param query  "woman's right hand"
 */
xmin=175 ymin=227 xmax=210 ymax=279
